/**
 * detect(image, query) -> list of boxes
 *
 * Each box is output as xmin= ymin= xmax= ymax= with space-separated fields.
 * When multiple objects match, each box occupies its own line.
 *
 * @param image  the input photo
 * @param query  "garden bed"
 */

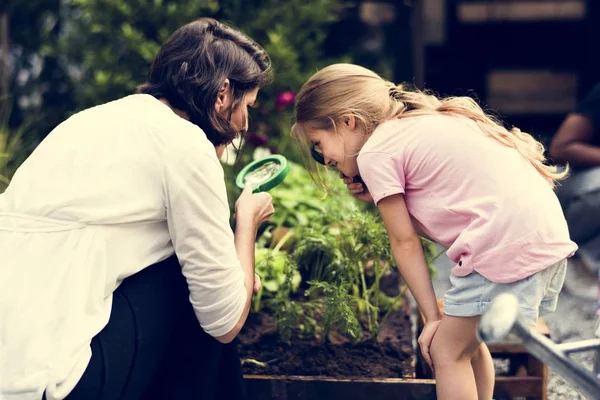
xmin=231 ymin=163 xmax=441 ymax=399
xmin=239 ymin=301 xmax=415 ymax=379
xmin=239 ymin=298 xmax=439 ymax=400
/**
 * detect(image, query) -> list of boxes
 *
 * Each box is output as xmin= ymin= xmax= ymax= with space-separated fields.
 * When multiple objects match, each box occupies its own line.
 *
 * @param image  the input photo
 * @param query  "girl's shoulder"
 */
xmin=363 ymin=114 xmax=480 ymax=161
xmin=367 ymin=114 xmax=459 ymax=147
xmin=376 ymin=113 xmax=464 ymax=134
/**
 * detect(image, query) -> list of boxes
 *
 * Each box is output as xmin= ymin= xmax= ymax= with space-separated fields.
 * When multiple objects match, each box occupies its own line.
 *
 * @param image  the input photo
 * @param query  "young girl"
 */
xmin=292 ymin=63 xmax=577 ymax=400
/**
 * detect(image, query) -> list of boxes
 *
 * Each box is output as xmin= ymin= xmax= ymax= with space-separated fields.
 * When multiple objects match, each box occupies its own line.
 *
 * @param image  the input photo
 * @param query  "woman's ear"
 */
xmin=215 ymin=78 xmax=231 ymax=113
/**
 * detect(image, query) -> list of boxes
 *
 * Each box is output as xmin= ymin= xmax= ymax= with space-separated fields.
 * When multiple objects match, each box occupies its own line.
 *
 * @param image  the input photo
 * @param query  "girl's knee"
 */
xmin=431 ymin=337 xmax=460 ymax=368
xmin=429 ymin=315 xmax=482 ymax=369
xmin=430 ymin=332 xmax=479 ymax=368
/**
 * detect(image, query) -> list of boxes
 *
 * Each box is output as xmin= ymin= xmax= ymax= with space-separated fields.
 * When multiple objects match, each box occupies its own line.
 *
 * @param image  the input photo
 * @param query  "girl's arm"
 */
xmin=377 ymin=193 xmax=441 ymax=323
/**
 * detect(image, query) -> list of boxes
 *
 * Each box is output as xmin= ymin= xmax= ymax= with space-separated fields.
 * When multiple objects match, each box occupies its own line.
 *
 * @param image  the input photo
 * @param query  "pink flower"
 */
xmin=276 ymin=91 xmax=295 ymax=107
xmin=246 ymin=133 xmax=269 ymax=147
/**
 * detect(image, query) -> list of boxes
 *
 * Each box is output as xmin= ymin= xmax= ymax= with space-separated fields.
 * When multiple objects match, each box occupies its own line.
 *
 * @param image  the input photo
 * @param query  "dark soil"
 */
xmin=238 ymin=303 xmax=415 ymax=379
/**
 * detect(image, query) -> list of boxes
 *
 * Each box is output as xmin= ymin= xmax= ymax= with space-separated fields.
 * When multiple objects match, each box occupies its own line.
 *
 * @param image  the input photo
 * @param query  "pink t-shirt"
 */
xmin=357 ymin=114 xmax=577 ymax=283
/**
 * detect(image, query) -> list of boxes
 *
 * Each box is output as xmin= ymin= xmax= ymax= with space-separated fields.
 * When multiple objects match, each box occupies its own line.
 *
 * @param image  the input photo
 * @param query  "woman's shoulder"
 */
xmin=119 ymin=95 xmax=216 ymax=157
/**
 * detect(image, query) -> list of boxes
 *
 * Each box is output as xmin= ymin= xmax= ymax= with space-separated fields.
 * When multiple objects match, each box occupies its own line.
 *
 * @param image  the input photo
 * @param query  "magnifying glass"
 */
xmin=236 ymin=155 xmax=290 ymax=193
xmin=310 ymin=144 xmax=366 ymax=188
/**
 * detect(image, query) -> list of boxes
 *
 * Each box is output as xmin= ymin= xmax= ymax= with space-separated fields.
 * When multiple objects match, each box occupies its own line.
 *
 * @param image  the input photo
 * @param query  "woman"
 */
xmin=0 ymin=18 xmax=273 ymax=400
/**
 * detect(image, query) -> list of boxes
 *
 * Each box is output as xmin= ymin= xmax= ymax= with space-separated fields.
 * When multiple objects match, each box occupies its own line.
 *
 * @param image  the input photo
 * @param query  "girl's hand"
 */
xmin=340 ymin=172 xmax=373 ymax=203
xmin=235 ymin=185 xmax=274 ymax=227
xmin=418 ymin=319 xmax=442 ymax=372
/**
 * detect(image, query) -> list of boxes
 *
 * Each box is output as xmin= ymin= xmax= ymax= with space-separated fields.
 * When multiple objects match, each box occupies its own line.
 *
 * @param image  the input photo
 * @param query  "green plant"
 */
xmin=250 ymin=164 xmax=444 ymax=344
xmin=298 ymin=209 xmax=398 ymax=339
xmin=0 ymin=104 xmax=35 ymax=193
xmin=267 ymin=258 xmax=320 ymax=344
xmin=253 ymin=246 xmax=301 ymax=313
xmin=224 ymin=160 xmax=356 ymax=228
xmin=421 ymin=236 xmax=445 ymax=279
xmin=263 ymin=208 xmax=401 ymax=343
xmin=294 ymin=233 xmax=336 ymax=283
xmin=1 ymin=0 xmax=74 ymax=142
xmin=271 ymin=297 xmax=320 ymax=344
xmin=306 ymin=280 xmax=362 ymax=344
xmin=59 ymin=0 xmax=222 ymax=106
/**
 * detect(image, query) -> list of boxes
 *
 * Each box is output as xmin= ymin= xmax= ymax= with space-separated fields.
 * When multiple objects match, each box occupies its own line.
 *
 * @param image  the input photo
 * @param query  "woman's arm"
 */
xmin=377 ymin=193 xmax=441 ymax=322
xmin=165 ymin=143 xmax=271 ymax=344
xmin=217 ymin=187 xmax=273 ymax=343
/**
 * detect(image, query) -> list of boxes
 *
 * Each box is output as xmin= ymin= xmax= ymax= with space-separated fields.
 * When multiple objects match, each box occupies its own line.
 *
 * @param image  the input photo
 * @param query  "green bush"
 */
xmin=0 ymin=104 xmax=36 ymax=193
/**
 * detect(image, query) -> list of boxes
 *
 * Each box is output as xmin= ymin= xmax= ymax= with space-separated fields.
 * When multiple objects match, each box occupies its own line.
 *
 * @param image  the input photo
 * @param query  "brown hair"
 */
xmin=138 ymin=18 xmax=273 ymax=146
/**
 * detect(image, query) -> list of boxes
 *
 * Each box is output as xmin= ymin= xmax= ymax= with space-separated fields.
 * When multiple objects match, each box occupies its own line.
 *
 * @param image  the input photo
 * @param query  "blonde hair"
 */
xmin=292 ymin=63 xmax=567 ymax=189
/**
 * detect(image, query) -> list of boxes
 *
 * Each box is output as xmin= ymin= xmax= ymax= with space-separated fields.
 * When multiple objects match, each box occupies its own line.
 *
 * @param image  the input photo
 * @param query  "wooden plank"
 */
xmin=488 ymin=344 xmax=532 ymax=354
xmin=458 ymin=1 xmax=586 ymax=23
xmin=244 ymin=375 xmax=543 ymax=400
xmin=244 ymin=375 xmax=437 ymax=400
xmin=246 ymin=375 xmax=433 ymax=384
xmin=495 ymin=376 xmax=543 ymax=398
xmin=527 ymin=357 xmax=548 ymax=400
xmin=487 ymin=70 xmax=578 ymax=115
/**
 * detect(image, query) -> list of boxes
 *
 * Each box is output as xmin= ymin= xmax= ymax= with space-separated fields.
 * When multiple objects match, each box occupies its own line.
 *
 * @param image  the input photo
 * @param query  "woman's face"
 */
xmin=216 ymin=83 xmax=259 ymax=135
xmin=214 ymin=84 xmax=259 ymax=159
xmin=215 ymin=144 xmax=227 ymax=159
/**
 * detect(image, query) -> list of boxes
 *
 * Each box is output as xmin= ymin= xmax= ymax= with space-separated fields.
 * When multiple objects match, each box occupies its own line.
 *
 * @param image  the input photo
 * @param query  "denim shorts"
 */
xmin=443 ymin=259 xmax=567 ymax=326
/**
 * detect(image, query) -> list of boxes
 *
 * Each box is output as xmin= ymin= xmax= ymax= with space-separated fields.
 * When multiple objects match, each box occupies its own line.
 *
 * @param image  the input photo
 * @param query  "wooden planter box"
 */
xmin=242 ymin=299 xmax=438 ymax=400
xmin=244 ymin=375 xmax=436 ymax=400
xmin=243 ymin=298 xmax=551 ymax=400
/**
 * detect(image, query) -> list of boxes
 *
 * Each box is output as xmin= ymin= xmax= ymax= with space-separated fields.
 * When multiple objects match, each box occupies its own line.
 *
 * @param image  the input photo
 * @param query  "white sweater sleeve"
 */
xmin=164 ymin=139 xmax=246 ymax=338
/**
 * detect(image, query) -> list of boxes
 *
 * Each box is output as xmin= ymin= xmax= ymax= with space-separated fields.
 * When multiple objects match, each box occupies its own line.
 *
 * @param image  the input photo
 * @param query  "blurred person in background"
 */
xmin=550 ymin=82 xmax=600 ymax=306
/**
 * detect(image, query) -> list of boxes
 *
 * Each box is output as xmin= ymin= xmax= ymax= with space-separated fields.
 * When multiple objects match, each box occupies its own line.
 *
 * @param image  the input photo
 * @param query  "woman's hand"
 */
xmin=340 ymin=173 xmax=373 ymax=203
xmin=253 ymin=273 xmax=261 ymax=293
xmin=235 ymin=185 xmax=274 ymax=227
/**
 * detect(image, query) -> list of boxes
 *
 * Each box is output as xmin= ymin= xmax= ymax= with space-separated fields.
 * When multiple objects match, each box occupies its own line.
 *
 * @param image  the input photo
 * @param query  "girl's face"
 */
xmin=304 ymin=116 xmax=365 ymax=178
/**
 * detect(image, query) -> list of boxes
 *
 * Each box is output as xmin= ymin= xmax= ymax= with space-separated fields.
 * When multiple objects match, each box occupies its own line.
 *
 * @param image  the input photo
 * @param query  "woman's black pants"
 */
xmin=50 ymin=256 xmax=245 ymax=400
